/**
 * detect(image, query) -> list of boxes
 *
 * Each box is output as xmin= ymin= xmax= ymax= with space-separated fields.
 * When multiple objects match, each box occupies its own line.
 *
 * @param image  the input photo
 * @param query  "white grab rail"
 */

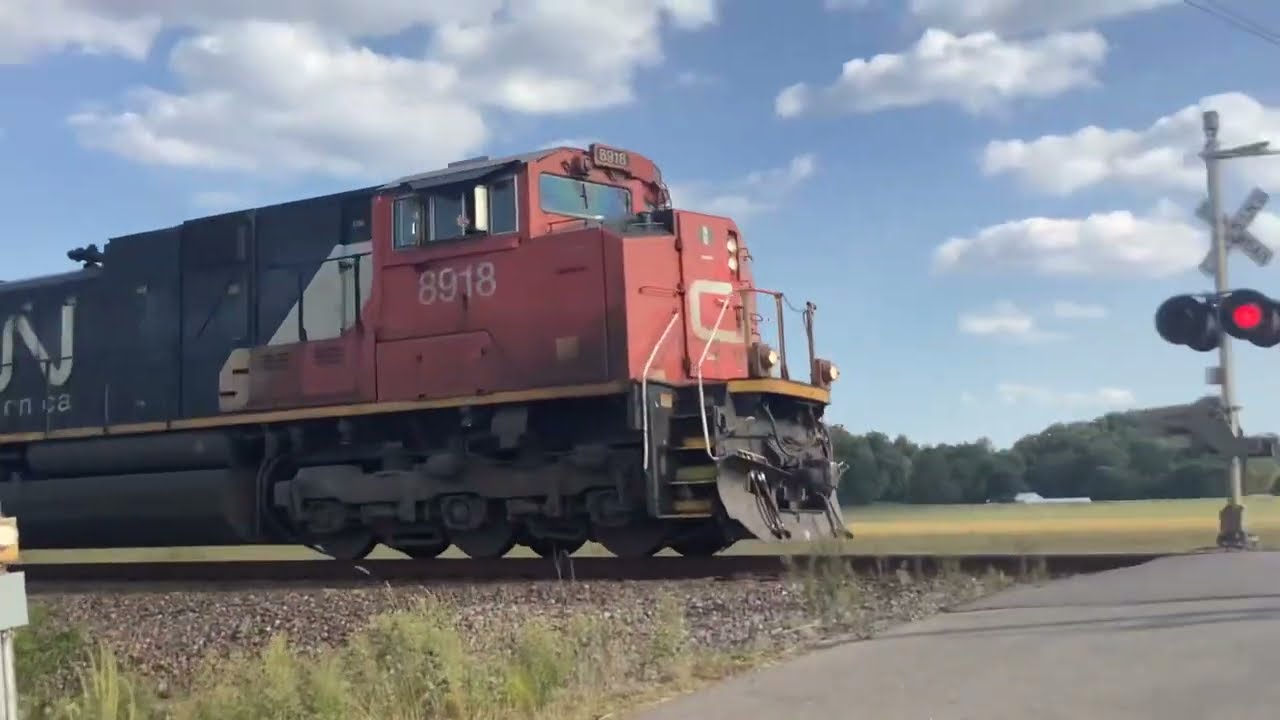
xmin=641 ymin=310 xmax=681 ymax=472
xmin=696 ymin=295 xmax=734 ymax=462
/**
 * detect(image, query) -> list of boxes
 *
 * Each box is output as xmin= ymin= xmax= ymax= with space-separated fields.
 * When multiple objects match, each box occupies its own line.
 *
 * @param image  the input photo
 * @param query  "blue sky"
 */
xmin=4 ymin=0 xmax=1280 ymax=447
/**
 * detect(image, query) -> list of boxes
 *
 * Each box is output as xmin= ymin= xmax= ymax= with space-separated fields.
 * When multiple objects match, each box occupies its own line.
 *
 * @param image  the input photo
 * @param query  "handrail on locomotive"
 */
xmin=640 ymin=310 xmax=682 ymax=473
xmin=737 ymin=286 xmax=822 ymax=385
xmin=696 ymin=285 xmax=826 ymax=463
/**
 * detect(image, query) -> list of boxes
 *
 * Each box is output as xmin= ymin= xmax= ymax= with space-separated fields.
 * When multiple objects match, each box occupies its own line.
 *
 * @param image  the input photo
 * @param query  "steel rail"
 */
xmin=14 ymin=552 xmax=1175 ymax=589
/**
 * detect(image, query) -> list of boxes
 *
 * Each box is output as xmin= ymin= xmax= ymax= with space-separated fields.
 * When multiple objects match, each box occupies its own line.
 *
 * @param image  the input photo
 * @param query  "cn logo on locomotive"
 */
xmin=0 ymin=299 xmax=76 ymax=419
xmin=0 ymin=300 xmax=75 ymax=392
xmin=687 ymin=279 xmax=745 ymax=344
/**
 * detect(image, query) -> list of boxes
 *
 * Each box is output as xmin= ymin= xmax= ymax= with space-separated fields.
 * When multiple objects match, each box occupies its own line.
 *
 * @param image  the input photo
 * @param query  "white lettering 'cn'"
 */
xmin=0 ymin=300 xmax=75 ymax=393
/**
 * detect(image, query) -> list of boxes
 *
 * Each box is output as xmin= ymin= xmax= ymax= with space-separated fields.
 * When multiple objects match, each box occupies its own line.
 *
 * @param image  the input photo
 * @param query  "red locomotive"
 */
xmin=0 ymin=143 xmax=847 ymax=559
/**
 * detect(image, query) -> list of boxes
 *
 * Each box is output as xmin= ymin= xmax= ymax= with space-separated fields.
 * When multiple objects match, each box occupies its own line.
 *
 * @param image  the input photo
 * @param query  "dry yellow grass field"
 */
xmin=17 ymin=495 xmax=1280 ymax=563
xmin=838 ymin=495 xmax=1280 ymax=554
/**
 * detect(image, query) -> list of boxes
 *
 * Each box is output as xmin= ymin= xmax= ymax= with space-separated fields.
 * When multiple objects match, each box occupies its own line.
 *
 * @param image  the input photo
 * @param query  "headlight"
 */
xmin=728 ymin=256 xmax=739 ymax=272
xmin=812 ymin=358 xmax=839 ymax=386
xmin=727 ymin=237 xmax=738 ymax=254
xmin=749 ymin=342 xmax=778 ymax=378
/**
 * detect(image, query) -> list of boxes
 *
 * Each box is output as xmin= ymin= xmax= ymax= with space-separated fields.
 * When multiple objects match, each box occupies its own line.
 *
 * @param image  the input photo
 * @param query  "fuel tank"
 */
xmin=24 ymin=431 xmax=235 ymax=477
xmin=0 ymin=467 xmax=264 ymax=549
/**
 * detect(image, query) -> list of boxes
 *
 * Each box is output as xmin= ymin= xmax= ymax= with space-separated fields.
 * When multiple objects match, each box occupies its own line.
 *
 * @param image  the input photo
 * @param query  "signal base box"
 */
xmin=1205 ymin=365 xmax=1224 ymax=386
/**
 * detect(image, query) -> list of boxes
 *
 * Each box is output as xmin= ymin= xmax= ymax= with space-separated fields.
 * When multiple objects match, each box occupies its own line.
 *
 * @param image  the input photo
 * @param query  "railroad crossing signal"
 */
xmin=1197 ymin=188 xmax=1274 ymax=275
xmin=1154 ymin=288 xmax=1280 ymax=352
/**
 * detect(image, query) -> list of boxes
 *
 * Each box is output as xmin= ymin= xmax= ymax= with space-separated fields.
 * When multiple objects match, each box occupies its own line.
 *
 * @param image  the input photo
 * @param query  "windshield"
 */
xmin=539 ymin=173 xmax=631 ymax=221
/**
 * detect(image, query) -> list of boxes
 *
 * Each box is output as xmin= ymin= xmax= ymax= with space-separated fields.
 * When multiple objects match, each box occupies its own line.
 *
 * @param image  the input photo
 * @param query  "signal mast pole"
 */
xmin=1201 ymin=110 xmax=1247 ymax=547
xmin=1199 ymin=110 xmax=1280 ymax=547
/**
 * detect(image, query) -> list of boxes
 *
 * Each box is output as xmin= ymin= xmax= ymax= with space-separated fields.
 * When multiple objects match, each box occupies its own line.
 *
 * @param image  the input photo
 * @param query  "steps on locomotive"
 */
xmin=653 ymin=411 xmax=720 ymax=519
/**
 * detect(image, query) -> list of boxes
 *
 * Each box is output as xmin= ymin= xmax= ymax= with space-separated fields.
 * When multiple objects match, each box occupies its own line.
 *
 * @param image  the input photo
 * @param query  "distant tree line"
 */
xmin=829 ymin=409 xmax=1280 ymax=506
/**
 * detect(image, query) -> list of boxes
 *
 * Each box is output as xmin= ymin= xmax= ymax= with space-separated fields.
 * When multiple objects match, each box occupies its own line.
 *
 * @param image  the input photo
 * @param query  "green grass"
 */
xmin=14 ymin=550 xmax=917 ymax=720
xmin=18 ymin=496 xmax=1280 ymax=564
xmin=14 ymin=595 xmax=733 ymax=720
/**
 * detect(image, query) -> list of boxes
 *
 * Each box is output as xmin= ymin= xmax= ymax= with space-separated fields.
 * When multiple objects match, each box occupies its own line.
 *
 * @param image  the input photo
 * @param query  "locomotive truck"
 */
xmin=0 ymin=143 xmax=847 ymax=560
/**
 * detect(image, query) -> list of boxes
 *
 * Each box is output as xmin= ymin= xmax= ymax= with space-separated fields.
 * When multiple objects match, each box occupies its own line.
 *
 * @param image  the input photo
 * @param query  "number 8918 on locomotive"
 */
xmin=0 ymin=143 xmax=847 ymax=560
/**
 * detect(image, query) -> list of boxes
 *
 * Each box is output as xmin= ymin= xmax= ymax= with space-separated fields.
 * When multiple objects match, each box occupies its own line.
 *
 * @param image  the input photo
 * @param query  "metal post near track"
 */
xmin=0 ymin=506 xmax=25 ymax=720
xmin=1197 ymin=109 xmax=1280 ymax=549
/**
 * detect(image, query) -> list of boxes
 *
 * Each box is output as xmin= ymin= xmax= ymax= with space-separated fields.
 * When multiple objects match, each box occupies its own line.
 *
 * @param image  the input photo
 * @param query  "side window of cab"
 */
xmin=393 ymin=195 xmax=423 ymax=249
xmin=391 ymin=176 xmax=519 ymax=251
xmin=487 ymin=177 xmax=518 ymax=234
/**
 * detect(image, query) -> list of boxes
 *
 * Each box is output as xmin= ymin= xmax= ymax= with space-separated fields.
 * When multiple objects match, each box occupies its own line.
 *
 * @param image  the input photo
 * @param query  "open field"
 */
xmin=16 ymin=496 xmax=1280 ymax=563
xmin=842 ymin=495 xmax=1280 ymax=554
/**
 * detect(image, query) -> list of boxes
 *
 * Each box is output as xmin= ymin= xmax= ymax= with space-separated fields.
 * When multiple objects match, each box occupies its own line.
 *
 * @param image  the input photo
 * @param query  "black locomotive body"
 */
xmin=0 ymin=187 xmax=375 ymax=549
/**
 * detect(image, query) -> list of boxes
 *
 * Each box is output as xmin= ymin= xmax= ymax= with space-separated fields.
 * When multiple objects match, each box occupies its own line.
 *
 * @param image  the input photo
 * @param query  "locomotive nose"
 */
xmin=714 ymin=450 xmax=851 ymax=544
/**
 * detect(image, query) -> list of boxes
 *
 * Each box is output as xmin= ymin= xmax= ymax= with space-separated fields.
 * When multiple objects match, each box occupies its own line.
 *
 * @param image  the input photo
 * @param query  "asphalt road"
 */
xmin=630 ymin=551 xmax=1280 ymax=720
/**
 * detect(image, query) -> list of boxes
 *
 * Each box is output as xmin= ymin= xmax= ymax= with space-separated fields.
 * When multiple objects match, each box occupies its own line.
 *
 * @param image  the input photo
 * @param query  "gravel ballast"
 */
xmin=26 ymin=569 xmax=1013 ymax=695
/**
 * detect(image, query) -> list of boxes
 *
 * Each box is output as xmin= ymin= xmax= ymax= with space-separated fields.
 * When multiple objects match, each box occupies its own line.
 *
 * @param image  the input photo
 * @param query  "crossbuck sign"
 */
xmin=1197 ymin=188 xmax=1275 ymax=276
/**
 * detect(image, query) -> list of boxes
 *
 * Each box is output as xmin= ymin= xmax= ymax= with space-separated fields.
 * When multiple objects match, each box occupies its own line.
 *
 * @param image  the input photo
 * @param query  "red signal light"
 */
xmin=1232 ymin=302 xmax=1264 ymax=330
xmin=1220 ymin=289 xmax=1280 ymax=348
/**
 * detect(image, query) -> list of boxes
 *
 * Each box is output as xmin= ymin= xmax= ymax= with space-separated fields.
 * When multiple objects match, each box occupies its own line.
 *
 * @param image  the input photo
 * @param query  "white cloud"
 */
xmin=903 ymin=0 xmax=1176 ymax=35
xmin=68 ymin=22 xmax=486 ymax=178
xmin=669 ymin=154 xmax=817 ymax=217
xmin=191 ymin=190 xmax=247 ymax=209
xmin=933 ymin=200 xmax=1214 ymax=277
xmin=775 ymin=28 xmax=1106 ymax=117
xmin=983 ymin=92 xmax=1280 ymax=196
xmin=539 ymin=137 xmax=599 ymax=150
xmin=0 ymin=0 xmax=504 ymax=63
xmin=1051 ymin=300 xmax=1107 ymax=319
xmin=431 ymin=0 xmax=716 ymax=115
xmin=0 ymin=0 xmax=159 ymax=63
xmin=996 ymin=383 xmax=1137 ymax=409
xmin=674 ymin=70 xmax=717 ymax=87
xmin=957 ymin=301 xmax=1061 ymax=342
xmin=44 ymin=2 xmax=717 ymax=178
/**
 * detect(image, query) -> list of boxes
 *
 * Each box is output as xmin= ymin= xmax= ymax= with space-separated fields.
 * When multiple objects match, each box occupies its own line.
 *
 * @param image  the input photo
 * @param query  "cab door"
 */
xmin=675 ymin=212 xmax=749 ymax=381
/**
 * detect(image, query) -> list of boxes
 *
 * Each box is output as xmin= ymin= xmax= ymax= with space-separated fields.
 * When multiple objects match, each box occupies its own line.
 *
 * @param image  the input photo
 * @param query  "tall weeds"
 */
xmin=19 ymin=593 xmax=699 ymax=720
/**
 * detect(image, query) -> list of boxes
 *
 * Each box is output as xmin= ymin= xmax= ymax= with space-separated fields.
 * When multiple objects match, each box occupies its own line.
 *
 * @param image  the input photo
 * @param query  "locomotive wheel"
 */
xmin=670 ymin=534 xmax=728 ymax=557
xmin=395 ymin=541 xmax=449 ymax=559
xmin=311 ymin=530 xmax=378 ymax=561
xmin=525 ymin=537 xmax=586 ymax=558
xmin=443 ymin=498 xmax=517 ymax=559
xmin=595 ymin=519 xmax=667 ymax=558
xmin=451 ymin=519 xmax=517 ymax=559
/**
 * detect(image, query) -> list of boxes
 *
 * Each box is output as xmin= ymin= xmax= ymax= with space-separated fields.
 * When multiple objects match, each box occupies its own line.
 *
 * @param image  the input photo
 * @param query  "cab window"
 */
xmin=392 ymin=176 xmax=520 ymax=251
xmin=431 ymin=192 xmax=467 ymax=242
xmin=392 ymin=196 xmax=422 ymax=249
xmin=539 ymin=174 xmax=631 ymax=221
xmin=488 ymin=177 xmax=518 ymax=234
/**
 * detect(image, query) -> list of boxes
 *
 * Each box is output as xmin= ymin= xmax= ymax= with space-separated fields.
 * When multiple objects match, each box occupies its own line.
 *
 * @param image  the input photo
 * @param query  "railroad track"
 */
xmin=13 ymin=552 xmax=1174 ymax=589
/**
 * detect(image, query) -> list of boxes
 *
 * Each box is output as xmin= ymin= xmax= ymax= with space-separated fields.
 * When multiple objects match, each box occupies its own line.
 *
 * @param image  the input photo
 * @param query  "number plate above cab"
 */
xmin=590 ymin=144 xmax=630 ymax=171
